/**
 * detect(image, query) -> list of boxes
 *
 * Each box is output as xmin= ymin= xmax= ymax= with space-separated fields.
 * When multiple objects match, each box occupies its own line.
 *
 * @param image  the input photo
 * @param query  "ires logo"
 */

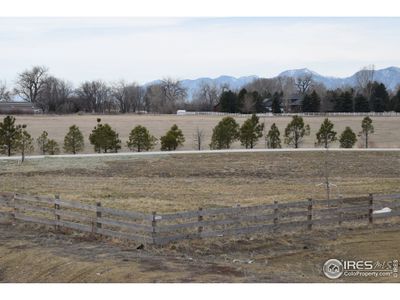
xmin=323 ymin=259 xmax=398 ymax=279
xmin=343 ymin=260 xmax=374 ymax=270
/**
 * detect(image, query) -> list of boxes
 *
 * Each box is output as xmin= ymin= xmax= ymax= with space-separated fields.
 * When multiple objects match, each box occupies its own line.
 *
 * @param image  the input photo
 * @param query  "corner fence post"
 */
xmin=198 ymin=207 xmax=203 ymax=237
xmin=307 ymin=198 xmax=313 ymax=231
xmin=152 ymin=211 xmax=157 ymax=245
xmin=54 ymin=194 xmax=60 ymax=231
xmin=273 ymin=200 xmax=279 ymax=233
xmin=368 ymin=194 xmax=374 ymax=226
xmin=96 ymin=202 xmax=102 ymax=235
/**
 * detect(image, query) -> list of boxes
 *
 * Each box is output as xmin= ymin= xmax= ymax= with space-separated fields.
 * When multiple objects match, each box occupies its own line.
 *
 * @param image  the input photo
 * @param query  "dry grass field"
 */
xmin=0 ymin=151 xmax=399 ymax=212
xmin=1 ymin=150 xmax=400 ymax=282
xmin=1 ymin=114 xmax=400 ymax=154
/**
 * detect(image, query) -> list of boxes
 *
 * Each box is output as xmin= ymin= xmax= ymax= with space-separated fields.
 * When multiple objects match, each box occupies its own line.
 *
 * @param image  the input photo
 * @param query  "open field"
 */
xmin=1 ymin=151 xmax=400 ymax=282
xmin=0 ymin=151 xmax=399 ymax=212
xmin=1 ymin=114 xmax=400 ymax=154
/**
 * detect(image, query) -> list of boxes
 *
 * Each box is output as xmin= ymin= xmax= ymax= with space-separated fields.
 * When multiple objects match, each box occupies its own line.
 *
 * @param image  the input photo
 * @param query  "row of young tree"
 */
xmin=209 ymin=115 xmax=373 ymax=150
xmin=0 ymin=115 xmax=375 ymax=160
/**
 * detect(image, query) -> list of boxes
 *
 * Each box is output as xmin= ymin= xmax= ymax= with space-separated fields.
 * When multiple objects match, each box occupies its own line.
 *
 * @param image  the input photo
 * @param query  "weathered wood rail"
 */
xmin=0 ymin=192 xmax=399 ymax=245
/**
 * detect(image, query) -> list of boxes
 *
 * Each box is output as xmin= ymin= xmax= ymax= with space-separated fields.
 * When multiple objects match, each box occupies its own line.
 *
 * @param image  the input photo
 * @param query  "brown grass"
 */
xmin=1 ymin=114 xmax=400 ymax=154
xmin=0 ymin=151 xmax=399 ymax=213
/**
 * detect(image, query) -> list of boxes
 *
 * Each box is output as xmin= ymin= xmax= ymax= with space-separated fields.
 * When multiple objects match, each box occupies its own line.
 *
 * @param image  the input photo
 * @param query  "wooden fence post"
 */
xmin=54 ymin=195 xmax=60 ymax=231
xmin=368 ymin=194 xmax=374 ymax=226
xmin=12 ymin=193 xmax=16 ymax=223
xmin=273 ymin=200 xmax=279 ymax=233
xmin=152 ymin=211 xmax=157 ymax=245
xmin=198 ymin=207 xmax=203 ymax=237
xmin=307 ymin=198 xmax=313 ymax=231
xmin=96 ymin=202 xmax=102 ymax=234
xmin=338 ymin=196 xmax=343 ymax=226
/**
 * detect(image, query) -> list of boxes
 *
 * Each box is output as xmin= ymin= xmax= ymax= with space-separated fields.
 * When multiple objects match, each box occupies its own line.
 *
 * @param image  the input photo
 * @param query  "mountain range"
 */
xmin=154 ymin=66 xmax=400 ymax=100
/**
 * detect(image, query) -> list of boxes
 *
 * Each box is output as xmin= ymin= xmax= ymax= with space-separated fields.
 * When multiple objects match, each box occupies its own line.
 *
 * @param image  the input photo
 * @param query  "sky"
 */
xmin=1 ymin=17 xmax=400 ymax=86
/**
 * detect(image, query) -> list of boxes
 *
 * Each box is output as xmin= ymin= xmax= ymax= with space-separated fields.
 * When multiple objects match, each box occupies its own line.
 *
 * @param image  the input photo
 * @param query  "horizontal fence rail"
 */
xmin=0 ymin=192 xmax=399 ymax=245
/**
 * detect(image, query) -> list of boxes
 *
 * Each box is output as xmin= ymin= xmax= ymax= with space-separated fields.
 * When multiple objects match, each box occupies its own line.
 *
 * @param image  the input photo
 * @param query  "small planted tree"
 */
xmin=359 ymin=116 xmax=374 ymax=148
xmin=284 ymin=116 xmax=310 ymax=148
xmin=239 ymin=114 xmax=264 ymax=149
xmin=339 ymin=127 xmax=357 ymax=148
xmin=37 ymin=131 xmax=49 ymax=155
xmin=193 ymin=127 xmax=205 ymax=151
xmin=16 ymin=127 xmax=34 ymax=162
xmin=64 ymin=125 xmax=84 ymax=154
xmin=210 ymin=116 xmax=239 ymax=149
xmin=127 ymin=125 xmax=157 ymax=152
xmin=47 ymin=139 xmax=60 ymax=155
xmin=89 ymin=119 xmax=121 ymax=153
xmin=315 ymin=118 xmax=337 ymax=148
xmin=160 ymin=124 xmax=185 ymax=151
xmin=266 ymin=123 xmax=281 ymax=149
xmin=0 ymin=116 xmax=22 ymax=156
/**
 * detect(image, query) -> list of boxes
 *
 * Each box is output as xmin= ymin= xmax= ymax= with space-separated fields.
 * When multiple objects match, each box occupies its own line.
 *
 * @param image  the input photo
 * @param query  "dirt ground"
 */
xmin=0 ymin=221 xmax=399 ymax=283
xmin=1 ymin=114 xmax=400 ymax=154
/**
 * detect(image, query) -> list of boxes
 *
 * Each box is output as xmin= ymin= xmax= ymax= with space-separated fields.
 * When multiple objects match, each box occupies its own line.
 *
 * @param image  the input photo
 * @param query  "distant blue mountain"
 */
xmin=144 ymin=67 xmax=400 ymax=101
xmin=278 ymin=67 xmax=400 ymax=90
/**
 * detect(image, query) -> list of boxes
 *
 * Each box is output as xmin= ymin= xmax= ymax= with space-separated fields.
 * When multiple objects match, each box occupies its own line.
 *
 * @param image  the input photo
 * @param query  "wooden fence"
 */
xmin=0 ymin=192 xmax=400 ymax=245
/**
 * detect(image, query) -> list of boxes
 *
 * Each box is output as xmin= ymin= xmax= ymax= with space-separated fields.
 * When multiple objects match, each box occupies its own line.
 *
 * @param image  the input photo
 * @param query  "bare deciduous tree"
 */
xmin=112 ymin=81 xmax=144 ymax=113
xmin=295 ymin=75 xmax=313 ymax=95
xmin=192 ymin=82 xmax=220 ymax=111
xmin=241 ymin=94 xmax=256 ymax=113
xmin=193 ymin=127 xmax=205 ymax=150
xmin=355 ymin=65 xmax=375 ymax=98
xmin=0 ymin=81 xmax=11 ymax=102
xmin=76 ymin=80 xmax=111 ymax=113
xmin=161 ymin=78 xmax=187 ymax=104
xmin=37 ymin=76 xmax=73 ymax=113
xmin=14 ymin=66 xmax=49 ymax=103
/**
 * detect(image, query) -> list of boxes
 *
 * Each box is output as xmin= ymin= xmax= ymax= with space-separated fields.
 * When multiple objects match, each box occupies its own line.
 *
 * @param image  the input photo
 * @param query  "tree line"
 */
xmin=1 ymin=65 xmax=400 ymax=114
xmin=0 ymin=115 xmax=375 ymax=161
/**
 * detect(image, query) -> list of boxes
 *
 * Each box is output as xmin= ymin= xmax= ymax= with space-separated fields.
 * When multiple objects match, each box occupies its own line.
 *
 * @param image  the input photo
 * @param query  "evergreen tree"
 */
xmin=63 ymin=125 xmax=84 ymax=154
xmin=237 ymin=88 xmax=247 ymax=113
xmin=46 ymin=139 xmax=60 ymax=155
xmin=37 ymin=131 xmax=49 ymax=155
xmin=210 ymin=116 xmax=239 ymax=149
xmin=252 ymin=91 xmax=265 ymax=113
xmin=266 ymin=123 xmax=281 ymax=149
xmin=369 ymin=82 xmax=389 ymax=112
xmin=301 ymin=94 xmax=312 ymax=112
xmin=160 ymin=124 xmax=185 ymax=151
xmin=16 ymin=128 xmax=34 ymax=162
xmin=309 ymin=90 xmax=321 ymax=112
xmin=390 ymin=89 xmax=400 ymax=112
xmin=127 ymin=125 xmax=157 ymax=152
xmin=284 ymin=116 xmax=310 ymax=148
xmin=0 ymin=116 xmax=23 ymax=156
xmin=354 ymin=94 xmax=370 ymax=112
xmin=89 ymin=119 xmax=121 ymax=153
xmin=359 ymin=116 xmax=374 ymax=148
xmin=334 ymin=91 xmax=353 ymax=112
xmin=239 ymin=114 xmax=264 ymax=149
xmin=339 ymin=127 xmax=357 ymax=148
xmin=271 ymin=92 xmax=282 ymax=113
xmin=219 ymin=90 xmax=238 ymax=113
xmin=315 ymin=118 xmax=337 ymax=148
